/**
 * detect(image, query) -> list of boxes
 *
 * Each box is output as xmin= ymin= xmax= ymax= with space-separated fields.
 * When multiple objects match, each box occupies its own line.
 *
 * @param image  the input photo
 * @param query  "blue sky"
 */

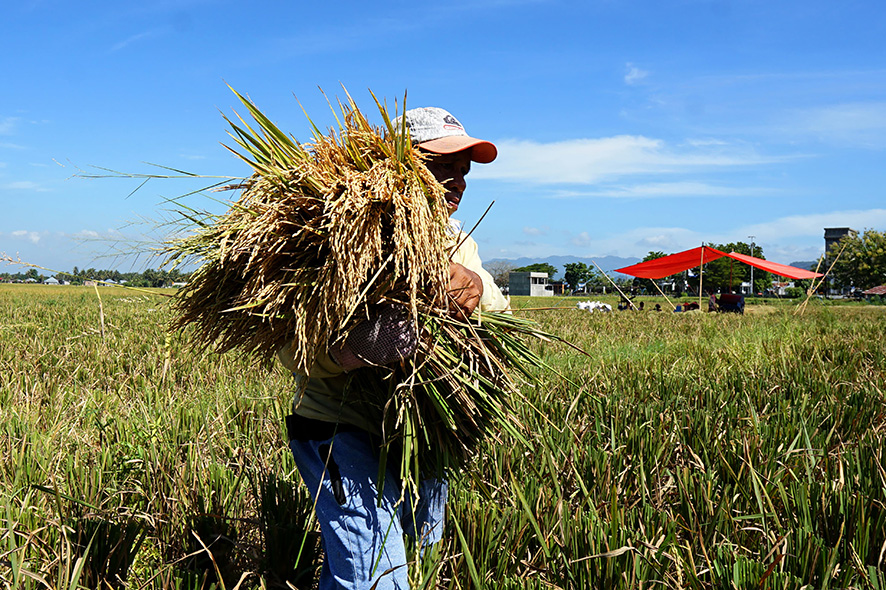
xmin=3 ymin=0 xmax=885 ymax=274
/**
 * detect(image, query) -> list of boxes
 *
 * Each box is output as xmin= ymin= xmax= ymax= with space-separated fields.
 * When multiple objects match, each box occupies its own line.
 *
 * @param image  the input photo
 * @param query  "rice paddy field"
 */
xmin=1 ymin=284 xmax=884 ymax=589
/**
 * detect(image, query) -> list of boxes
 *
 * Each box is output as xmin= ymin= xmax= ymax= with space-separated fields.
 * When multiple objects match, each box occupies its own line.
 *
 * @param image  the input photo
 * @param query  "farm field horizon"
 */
xmin=1 ymin=285 xmax=884 ymax=589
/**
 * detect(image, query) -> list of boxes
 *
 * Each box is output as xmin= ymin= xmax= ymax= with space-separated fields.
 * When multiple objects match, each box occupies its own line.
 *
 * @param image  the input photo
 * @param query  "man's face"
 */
xmin=424 ymin=150 xmax=472 ymax=215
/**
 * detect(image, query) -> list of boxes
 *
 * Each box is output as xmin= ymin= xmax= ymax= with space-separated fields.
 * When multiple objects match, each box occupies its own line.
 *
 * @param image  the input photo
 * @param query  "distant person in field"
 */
xmin=708 ymin=291 xmax=718 ymax=312
xmin=278 ymin=107 xmax=509 ymax=590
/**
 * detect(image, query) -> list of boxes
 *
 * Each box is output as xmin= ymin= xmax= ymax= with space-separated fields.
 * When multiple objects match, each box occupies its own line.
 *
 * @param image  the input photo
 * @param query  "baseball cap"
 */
xmin=395 ymin=107 xmax=497 ymax=163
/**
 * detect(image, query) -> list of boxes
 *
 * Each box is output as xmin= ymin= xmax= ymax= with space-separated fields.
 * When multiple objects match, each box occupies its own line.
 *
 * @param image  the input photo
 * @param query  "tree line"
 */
xmin=827 ymin=229 xmax=886 ymax=291
xmin=6 ymin=231 xmax=883 ymax=293
xmin=483 ymin=260 xmax=630 ymax=293
xmin=485 ymin=244 xmax=772 ymax=294
xmin=0 ymin=267 xmax=191 ymax=288
xmin=485 ymin=232 xmax=886 ymax=296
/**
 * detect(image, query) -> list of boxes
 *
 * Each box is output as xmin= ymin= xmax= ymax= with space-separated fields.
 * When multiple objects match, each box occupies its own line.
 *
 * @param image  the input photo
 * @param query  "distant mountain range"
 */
xmin=789 ymin=261 xmax=819 ymax=272
xmin=484 ymin=255 xmax=640 ymax=280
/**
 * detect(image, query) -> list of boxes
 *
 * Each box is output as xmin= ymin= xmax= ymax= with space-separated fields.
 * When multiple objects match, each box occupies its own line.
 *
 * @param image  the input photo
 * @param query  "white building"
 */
xmin=509 ymin=272 xmax=553 ymax=297
xmin=770 ymin=281 xmax=795 ymax=296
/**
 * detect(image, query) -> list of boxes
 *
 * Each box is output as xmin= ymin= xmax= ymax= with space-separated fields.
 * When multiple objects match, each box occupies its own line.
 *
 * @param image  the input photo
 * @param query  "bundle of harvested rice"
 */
xmin=164 ymin=88 xmax=562 ymax=489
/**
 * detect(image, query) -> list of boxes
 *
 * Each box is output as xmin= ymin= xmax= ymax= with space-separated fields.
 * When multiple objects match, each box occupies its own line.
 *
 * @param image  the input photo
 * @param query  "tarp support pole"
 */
xmin=652 ymin=279 xmax=677 ymax=311
xmin=796 ymin=241 xmax=847 ymax=316
xmin=699 ymin=245 xmax=704 ymax=309
xmin=591 ymin=259 xmax=635 ymax=310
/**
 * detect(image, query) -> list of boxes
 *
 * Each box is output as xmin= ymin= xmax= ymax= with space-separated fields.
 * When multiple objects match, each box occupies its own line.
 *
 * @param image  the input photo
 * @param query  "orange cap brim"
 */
xmin=418 ymin=135 xmax=498 ymax=163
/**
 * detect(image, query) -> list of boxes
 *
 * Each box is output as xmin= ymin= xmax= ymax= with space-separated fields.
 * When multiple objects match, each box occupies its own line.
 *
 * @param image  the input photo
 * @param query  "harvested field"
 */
xmin=1 ymin=285 xmax=884 ymax=588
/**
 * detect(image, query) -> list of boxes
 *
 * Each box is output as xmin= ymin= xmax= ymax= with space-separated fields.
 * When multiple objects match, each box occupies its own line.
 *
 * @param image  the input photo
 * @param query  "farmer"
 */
xmin=279 ymin=106 xmax=508 ymax=590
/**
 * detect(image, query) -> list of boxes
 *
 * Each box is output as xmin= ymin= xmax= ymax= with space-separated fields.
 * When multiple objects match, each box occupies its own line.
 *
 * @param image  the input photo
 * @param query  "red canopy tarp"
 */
xmin=615 ymin=246 xmax=823 ymax=280
xmin=615 ymin=246 xmax=728 ymax=279
xmin=722 ymin=251 xmax=822 ymax=280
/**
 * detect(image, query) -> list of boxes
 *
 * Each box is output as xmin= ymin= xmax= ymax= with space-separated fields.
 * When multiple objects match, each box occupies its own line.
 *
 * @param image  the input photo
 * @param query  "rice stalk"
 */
xmin=161 ymin=87 xmax=564 ymax=492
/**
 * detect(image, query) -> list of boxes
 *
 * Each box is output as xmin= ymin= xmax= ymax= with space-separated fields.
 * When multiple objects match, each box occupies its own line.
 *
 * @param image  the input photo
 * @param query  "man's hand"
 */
xmin=448 ymin=262 xmax=483 ymax=320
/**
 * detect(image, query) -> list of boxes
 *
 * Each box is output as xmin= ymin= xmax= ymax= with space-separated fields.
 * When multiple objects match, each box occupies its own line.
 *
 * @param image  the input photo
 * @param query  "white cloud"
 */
xmin=0 ymin=117 xmax=18 ymax=135
xmin=624 ymin=62 xmax=649 ymax=85
xmin=636 ymin=230 xmax=698 ymax=251
xmin=686 ymin=138 xmax=729 ymax=147
xmin=0 ymin=142 xmax=26 ymax=150
xmin=111 ymin=29 xmax=163 ymax=52
xmin=732 ymin=208 xmax=886 ymax=244
xmin=522 ymin=226 xmax=547 ymax=236
xmin=586 ymin=208 xmax=886 ymax=263
xmin=570 ymin=231 xmax=592 ymax=247
xmin=791 ymin=102 xmax=886 ymax=148
xmin=590 ymin=226 xmax=702 ymax=257
xmin=3 ymin=181 xmax=48 ymax=191
xmin=764 ymin=244 xmax=825 ymax=266
xmin=11 ymin=230 xmax=42 ymax=244
xmin=549 ymin=181 xmax=776 ymax=199
xmin=473 ymin=136 xmax=784 ymax=185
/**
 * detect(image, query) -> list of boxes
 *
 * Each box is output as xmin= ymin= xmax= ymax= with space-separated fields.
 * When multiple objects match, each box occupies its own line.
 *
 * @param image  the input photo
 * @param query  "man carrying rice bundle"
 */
xmin=278 ymin=107 xmax=509 ymax=590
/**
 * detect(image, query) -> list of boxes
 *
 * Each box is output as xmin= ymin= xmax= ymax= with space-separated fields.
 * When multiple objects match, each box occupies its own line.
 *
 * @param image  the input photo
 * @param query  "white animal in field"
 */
xmin=576 ymin=300 xmax=612 ymax=312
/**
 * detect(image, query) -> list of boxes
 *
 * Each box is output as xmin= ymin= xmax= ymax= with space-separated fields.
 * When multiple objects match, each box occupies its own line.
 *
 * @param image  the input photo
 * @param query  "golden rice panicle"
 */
xmin=166 ymin=89 xmax=453 ymax=374
xmin=164 ymin=88 xmax=559 ymax=490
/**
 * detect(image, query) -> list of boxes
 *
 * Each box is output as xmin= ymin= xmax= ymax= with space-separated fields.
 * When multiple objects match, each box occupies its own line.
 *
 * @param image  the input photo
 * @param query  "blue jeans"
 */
xmin=288 ymin=424 xmax=447 ymax=590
